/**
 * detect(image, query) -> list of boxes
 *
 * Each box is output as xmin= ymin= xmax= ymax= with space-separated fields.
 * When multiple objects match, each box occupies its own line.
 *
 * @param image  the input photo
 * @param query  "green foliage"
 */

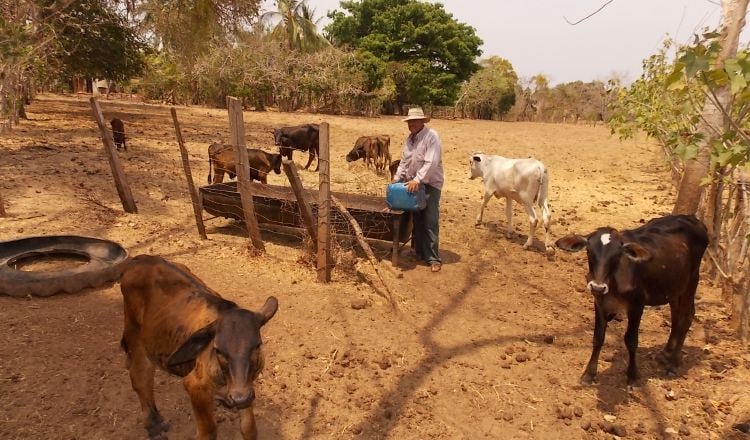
xmin=458 ymin=56 xmax=518 ymax=120
xmin=262 ymin=0 xmax=330 ymax=52
xmin=325 ymin=0 xmax=482 ymax=107
xmin=608 ymin=39 xmax=703 ymax=152
xmin=611 ymin=34 xmax=750 ymax=173
xmin=38 ymin=0 xmax=148 ymax=81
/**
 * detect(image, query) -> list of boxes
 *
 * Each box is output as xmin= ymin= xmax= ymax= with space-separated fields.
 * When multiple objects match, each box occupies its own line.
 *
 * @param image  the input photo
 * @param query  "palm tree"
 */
xmin=262 ymin=0 xmax=330 ymax=52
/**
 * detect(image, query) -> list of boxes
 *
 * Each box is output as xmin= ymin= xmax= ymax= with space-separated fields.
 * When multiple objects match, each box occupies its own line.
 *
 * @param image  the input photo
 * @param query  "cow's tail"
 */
xmin=535 ymin=165 xmax=551 ymax=221
xmin=208 ymin=155 xmax=213 ymax=185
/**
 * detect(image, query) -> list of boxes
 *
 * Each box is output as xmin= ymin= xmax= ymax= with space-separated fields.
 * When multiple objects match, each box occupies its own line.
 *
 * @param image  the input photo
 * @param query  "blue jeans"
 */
xmin=413 ymin=184 xmax=441 ymax=264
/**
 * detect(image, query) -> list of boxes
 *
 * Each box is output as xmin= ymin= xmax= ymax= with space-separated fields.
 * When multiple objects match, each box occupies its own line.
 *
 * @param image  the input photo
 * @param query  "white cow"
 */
xmin=469 ymin=151 xmax=552 ymax=252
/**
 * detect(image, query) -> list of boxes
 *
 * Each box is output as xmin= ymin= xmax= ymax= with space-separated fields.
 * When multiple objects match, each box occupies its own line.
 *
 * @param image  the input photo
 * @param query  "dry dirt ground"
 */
xmin=1 ymin=94 xmax=749 ymax=440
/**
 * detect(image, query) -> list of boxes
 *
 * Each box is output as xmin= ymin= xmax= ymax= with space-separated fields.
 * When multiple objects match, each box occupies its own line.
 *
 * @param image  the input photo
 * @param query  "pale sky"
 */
xmin=261 ymin=0 xmax=743 ymax=85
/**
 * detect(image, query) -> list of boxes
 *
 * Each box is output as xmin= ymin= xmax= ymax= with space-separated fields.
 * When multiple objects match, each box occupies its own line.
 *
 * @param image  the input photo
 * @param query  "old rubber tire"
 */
xmin=0 ymin=235 xmax=129 ymax=297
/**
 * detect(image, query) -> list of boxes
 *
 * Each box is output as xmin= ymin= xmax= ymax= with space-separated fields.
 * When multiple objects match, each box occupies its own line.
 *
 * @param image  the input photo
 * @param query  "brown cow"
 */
xmin=346 ymin=135 xmax=391 ymax=173
xmin=120 ymin=255 xmax=278 ymax=440
xmin=346 ymin=136 xmax=379 ymax=169
xmin=556 ymin=215 xmax=708 ymax=387
xmin=374 ymin=135 xmax=391 ymax=173
xmin=207 ymin=143 xmax=282 ymax=184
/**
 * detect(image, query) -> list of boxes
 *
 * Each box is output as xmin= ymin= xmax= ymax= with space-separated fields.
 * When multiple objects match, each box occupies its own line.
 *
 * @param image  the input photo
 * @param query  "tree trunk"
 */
xmin=673 ymin=0 xmax=749 ymax=215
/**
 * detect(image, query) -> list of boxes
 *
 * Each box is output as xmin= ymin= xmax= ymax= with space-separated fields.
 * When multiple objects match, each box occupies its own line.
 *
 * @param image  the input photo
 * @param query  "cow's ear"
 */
xmin=256 ymin=296 xmax=278 ymax=327
xmin=622 ymin=242 xmax=651 ymax=263
xmin=555 ymin=235 xmax=588 ymax=252
xmin=166 ymin=322 xmax=217 ymax=376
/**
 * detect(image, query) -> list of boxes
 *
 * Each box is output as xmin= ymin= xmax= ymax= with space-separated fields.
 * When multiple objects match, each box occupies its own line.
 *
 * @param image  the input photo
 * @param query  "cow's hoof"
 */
xmin=523 ymin=241 xmax=533 ymax=250
xmin=474 ymin=221 xmax=482 ymax=227
xmin=580 ymin=374 xmax=597 ymax=386
xmin=734 ymin=422 xmax=750 ymax=434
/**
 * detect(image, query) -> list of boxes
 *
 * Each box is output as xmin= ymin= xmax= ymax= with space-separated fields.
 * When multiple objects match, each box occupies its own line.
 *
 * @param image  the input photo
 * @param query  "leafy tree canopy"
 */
xmin=38 ymin=0 xmax=148 ymax=81
xmin=325 ymin=0 xmax=482 ymax=106
xmin=458 ymin=56 xmax=517 ymax=120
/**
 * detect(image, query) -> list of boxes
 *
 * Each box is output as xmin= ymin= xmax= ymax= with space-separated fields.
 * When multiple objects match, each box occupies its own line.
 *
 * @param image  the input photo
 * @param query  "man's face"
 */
xmin=407 ymin=119 xmax=425 ymax=135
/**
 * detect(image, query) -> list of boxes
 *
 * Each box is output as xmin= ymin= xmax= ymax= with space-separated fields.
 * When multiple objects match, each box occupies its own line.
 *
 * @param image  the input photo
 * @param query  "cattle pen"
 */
xmin=198 ymin=181 xmax=411 ymax=266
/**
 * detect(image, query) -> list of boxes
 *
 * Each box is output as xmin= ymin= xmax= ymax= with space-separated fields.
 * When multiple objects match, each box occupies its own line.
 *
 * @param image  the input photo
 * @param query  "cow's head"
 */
xmin=469 ymin=152 xmax=486 ymax=180
xmin=556 ymin=229 xmax=652 ymax=296
xmin=270 ymin=153 xmax=282 ymax=174
xmin=346 ymin=146 xmax=365 ymax=162
xmin=166 ymin=296 xmax=279 ymax=410
xmin=273 ymin=129 xmax=284 ymax=146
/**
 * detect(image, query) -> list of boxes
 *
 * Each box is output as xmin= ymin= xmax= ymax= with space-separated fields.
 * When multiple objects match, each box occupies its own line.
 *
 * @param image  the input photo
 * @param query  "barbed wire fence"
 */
xmin=167 ymin=99 xmax=404 ymax=300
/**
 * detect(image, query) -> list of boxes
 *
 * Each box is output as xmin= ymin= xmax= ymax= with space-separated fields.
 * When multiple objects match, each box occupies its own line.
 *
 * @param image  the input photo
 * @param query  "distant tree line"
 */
xmin=1 ymin=0 xmax=618 ymax=123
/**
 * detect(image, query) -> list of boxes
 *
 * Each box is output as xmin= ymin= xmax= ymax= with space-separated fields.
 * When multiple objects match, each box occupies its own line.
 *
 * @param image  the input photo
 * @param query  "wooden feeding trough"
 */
xmin=199 ymin=182 xmax=411 ymax=264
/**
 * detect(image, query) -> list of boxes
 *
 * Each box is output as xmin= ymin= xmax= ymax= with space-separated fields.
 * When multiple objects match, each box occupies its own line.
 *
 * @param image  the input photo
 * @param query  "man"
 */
xmin=392 ymin=107 xmax=444 ymax=273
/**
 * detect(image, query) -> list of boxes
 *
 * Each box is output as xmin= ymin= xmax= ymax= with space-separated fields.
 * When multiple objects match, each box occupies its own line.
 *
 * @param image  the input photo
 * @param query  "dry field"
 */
xmin=0 ymin=94 xmax=749 ymax=439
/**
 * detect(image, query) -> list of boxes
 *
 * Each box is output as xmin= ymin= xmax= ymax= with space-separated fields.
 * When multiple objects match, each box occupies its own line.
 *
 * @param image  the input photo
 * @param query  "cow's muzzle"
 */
xmin=587 ymin=281 xmax=609 ymax=296
xmin=219 ymin=388 xmax=255 ymax=410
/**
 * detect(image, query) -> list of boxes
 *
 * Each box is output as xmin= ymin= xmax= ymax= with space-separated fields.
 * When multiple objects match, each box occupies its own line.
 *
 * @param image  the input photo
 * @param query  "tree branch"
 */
xmin=564 ymin=0 xmax=615 ymax=25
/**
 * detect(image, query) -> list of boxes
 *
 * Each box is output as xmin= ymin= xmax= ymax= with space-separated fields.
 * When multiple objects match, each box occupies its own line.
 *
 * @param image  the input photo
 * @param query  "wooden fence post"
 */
xmin=171 ymin=107 xmax=207 ymax=239
xmin=0 ymin=189 xmax=6 ymax=217
xmin=317 ymin=122 xmax=331 ymax=282
xmin=282 ymin=159 xmax=317 ymax=250
xmin=226 ymin=96 xmax=265 ymax=252
xmin=89 ymin=97 xmax=137 ymax=213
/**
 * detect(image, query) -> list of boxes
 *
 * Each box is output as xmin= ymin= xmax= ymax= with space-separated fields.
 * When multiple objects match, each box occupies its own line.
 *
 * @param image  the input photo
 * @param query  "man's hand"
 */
xmin=406 ymin=180 xmax=420 ymax=193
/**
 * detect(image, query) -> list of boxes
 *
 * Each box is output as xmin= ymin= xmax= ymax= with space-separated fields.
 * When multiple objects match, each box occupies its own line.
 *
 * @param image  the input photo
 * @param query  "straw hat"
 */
xmin=402 ymin=107 xmax=430 ymax=122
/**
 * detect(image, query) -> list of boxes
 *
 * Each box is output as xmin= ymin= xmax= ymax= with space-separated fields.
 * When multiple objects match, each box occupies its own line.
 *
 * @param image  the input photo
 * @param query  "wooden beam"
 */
xmin=171 ymin=107 xmax=207 ymax=239
xmin=227 ymin=96 xmax=265 ymax=252
xmin=282 ymin=159 xmax=317 ymax=250
xmin=0 ymin=188 xmax=6 ymax=217
xmin=89 ymin=97 xmax=137 ymax=213
xmin=317 ymin=122 xmax=331 ymax=282
xmin=332 ymin=195 xmax=396 ymax=305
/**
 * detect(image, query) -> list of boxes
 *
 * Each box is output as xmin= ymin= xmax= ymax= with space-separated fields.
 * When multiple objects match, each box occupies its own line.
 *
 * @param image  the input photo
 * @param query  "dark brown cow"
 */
xmin=207 ymin=143 xmax=282 ymax=184
xmin=273 ymin=124 xmax=319 ymax=171
xmin=120 ymin=255 xmax=278 ymax=440
xmin=556 ymin=215 xmax=708 ymax=387
xmin=110 ymin=118 xmax=126 ymax=151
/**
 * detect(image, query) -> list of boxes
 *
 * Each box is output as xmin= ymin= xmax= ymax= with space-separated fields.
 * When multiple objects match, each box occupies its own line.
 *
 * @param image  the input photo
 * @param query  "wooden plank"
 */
xmin=317 ymin=122 xmax=331 ymax=282
xmin=282 ymin=159 xmax=317 ymax=250
xmin=332 ymin=195 xmax=396 ymax=303
xmin=391 ymin=215 xmax=400 ymax=266
xmin=88 ymin=97 xmax=137 ymax=213
xmin=171 ymin=107 xmax=207 ymax=239
xmin=227 ymin=96 xmax=265 ymax=252
xmin=0 ymin=188 xmax=6 ymax=217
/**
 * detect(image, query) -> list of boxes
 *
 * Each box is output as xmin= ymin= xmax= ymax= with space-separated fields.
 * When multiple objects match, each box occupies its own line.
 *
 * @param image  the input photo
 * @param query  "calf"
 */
xmin=469 ymin=152 xmax=552 ymax=252
xmin=374 ymin=135 xmax=391 ymax=173
xmin=110 ymin=118 xmax=126 ymax=151
xmin=555 ymin=215 xmax=708 ymax=387
xmin=346 ymin=136 xmax=379 ymax=169
xmin=120 ymin=255 xmax=278 ymax=440
xmin=389 ymin=159 xmax=401 ymax=181
xmin=207 ymin=143 xmax=282 ymax=184
xmin=273 ymin=124 xmax=319 ymax=171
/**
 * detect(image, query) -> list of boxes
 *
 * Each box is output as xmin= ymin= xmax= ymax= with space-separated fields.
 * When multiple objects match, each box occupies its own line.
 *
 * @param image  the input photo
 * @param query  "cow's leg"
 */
xmin=212 ymin=168 xmax=224 ymax=184
xmin=505 ymin=197 xmax=514 ymax=238
xmin=239 ymin=406 xmax=258 ymax=440
xmin=475 ymin=191 xmax=492 ymax=226
xmin=541 ymin=200 xmax=552 ymax=252
xmin=123 ymin=333 xmax=169 ymax=439
xmin=521 ymin=202 xmax=538 ymax=249
xmin=304 ymin=150 xmax=316 ymax=170
xmin=663 ymin=293 xmax=696 ymax=377
xmin=582 ymin=301 xmax=608 ymax=385
xmin=624 ymin=303 xmax=644 ymax=387
xmin=184 ymin=372 xmax=217 ymax=440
